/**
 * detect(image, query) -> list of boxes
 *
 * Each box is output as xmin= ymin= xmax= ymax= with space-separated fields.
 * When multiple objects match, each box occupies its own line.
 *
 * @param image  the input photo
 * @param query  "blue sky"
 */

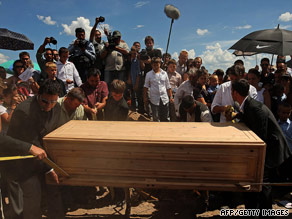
xmin=1 ymin=0 xmax=292 ymax=72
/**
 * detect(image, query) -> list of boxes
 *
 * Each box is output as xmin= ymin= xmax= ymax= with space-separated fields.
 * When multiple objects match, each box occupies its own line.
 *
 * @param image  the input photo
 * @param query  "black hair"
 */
xmin=38 ymin=79 xmax=61 ymax=95
xmin=87 ymin=68 xmax=101 ymax=78
xmin=45 ymin=48 xmax=53 ymax=53
xmin=75 ymin=27 xmax=85 ymax=34
xmin=181 ymin=95 xmax=195 ymax=110
xmin=214 ymin=69 xmax=224 ymax=77
xmin=231 ymin=79 xmax=249 ymax=97
xmin=248 ymin=68 xmax=261 ymax=78
xmin=261 ymin=57 xmax=270 ymax=64
xmin=19 ymin=51 xmax=30 ymax=59
xmin=144 ymin=36 xmax=154 ymax=44
xmin=226 ymin=64 xmax=245 ymax=77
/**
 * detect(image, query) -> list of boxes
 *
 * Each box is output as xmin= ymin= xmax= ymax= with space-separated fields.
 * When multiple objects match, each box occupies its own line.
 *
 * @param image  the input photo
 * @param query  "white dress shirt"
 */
xmin=211 ymin=81 xmax=257 ymax=123
xmin=56 ymin=60 xmax=82 ymax=92
xmin=144 ymin=69 xmax=171 ymax=105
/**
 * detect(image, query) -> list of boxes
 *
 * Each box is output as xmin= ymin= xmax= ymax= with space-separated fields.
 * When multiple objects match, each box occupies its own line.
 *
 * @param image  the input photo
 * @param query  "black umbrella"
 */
xmin=229 ymin=25 xmax=292 ymax=56
xmin=0 ymin=28 xmax=34 ymax=51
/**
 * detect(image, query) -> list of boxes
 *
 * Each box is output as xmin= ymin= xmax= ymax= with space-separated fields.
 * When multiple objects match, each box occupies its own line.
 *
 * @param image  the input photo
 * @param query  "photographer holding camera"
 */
xmin=101 ymin=30 xmax=129 ymax=88
xmin=36 ymin=37 xmax=56 ymax=73
xmin=90 ymin=17 xmax=106 ymax=75
xmin=68 ymin=28 xmax=96 ymax=83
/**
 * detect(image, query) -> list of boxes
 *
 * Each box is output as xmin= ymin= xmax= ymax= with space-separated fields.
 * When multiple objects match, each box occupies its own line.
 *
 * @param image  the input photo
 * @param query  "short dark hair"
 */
xmin=67 ymin=87 xmax=85 ymax=102
xmin=75 ymin=27 xmax=85 ymax=34
xmin=87 ymin=68 xmax=101 ymax=78
xmin=59 ymin=47 xmax=69 ymax=56
xmin=181 ymin=95 xmax=195 ymax=110
xmin=197 ymin=68 xmax=209 ymax=79
xmin=234 ymin=59 xmax=244 ymax=66
xmin=231 ymin=79 xmax=249 ymax=97
xmin=38 ymin=79 xmax=61 ymax=95
xmin=144 ymin=36 xmax=154 ymax=44
xmin=248 ymin=68 xmax=261 ymax=78
xmin=45 ymin=48 xmax=53 ymax=54
xmin=214 ymin=69 xmax=224 ymax=77
xmin=261 ymin=58 xmax=270 ymax=64
xmin=110 ymin=79 xmax=126 ymax=94
xmin=133 ymin=41 xmax=140 ymax=45
xmin=19 ymin=51 xmax=30 ymax=59
xmin=226 ymin=65 xmax=245 ymax=77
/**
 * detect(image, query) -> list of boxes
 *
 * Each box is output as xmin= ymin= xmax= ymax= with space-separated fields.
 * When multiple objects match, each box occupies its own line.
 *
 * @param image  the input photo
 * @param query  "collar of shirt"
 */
xmin=239 ymin=96 xmax=249 ymax=113
xmin=278 ymin=118 xmax=291 ymax=125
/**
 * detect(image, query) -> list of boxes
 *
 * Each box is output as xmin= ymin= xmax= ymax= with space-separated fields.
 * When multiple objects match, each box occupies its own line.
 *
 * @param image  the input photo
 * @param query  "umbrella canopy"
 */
xmin=229 ymin=25 xmax=292 ymax=56
xmin=0 ymin=28 xmax=34 ymax=51
xmin=0 ymin=60 xmax=40 ymax=74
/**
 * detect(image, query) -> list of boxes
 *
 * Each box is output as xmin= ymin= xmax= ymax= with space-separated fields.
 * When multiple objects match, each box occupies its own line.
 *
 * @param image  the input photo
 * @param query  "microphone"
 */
xmin=164 ymin=4 xmax=180 ymax=20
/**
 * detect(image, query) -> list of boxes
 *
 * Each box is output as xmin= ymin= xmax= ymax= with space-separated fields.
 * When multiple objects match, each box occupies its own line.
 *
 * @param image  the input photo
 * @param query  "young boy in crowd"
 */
xmin=167 ymin=59 xmax=182 ymax=121
xmin=104 ymin=79 xmax=129 ymax=121
xmin=181 ymin=95 xmax=212 ymax=122
xmin=278 ymin=102 xmax=292 ymax=151
xmin=207 ymin=74 xmax=219 ymax=101
xmin=144 ymin=57 xmax=173 ymax=122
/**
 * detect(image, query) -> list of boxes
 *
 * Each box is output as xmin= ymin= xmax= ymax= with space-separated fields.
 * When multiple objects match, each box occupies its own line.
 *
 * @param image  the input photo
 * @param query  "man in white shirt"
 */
xmin=211 ymin=64 xmax=257 ymax=123
xmin=144 ymin=57 xmax=173 ymax=122
xmin=57 ymin=47 xmax=82 ymax=93
xmin=176 ymin=50 xmax=188 ymax=76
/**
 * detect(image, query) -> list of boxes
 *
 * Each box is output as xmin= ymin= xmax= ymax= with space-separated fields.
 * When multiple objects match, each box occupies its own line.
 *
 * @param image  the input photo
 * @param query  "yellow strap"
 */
xmin=0 ymin=155 xmax=34 ymax=161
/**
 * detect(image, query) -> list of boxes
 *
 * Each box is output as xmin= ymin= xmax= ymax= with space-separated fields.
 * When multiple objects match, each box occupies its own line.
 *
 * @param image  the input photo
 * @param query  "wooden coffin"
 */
xmin=43 ymin=120 xmax=266 ymax=192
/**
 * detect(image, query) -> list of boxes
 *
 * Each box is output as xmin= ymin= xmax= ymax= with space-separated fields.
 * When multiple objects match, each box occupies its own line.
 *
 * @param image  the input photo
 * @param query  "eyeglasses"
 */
xmin=41 ymin=97 xmax=58 ymax=105
xmin=15 ymin=65 xmax=24 ymax=68
xmin=261 ymin=64 xmax=269 ymax=66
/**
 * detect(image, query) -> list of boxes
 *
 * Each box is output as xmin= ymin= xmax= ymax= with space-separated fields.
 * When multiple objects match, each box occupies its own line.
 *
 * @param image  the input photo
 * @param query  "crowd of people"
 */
xmin=1 ymin=16 xmax=292 ymax=218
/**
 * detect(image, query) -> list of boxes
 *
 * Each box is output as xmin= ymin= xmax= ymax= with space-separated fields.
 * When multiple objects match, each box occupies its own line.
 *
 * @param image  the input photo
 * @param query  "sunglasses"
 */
xmin=15 ymin=65 xmax=24 ymax=68
xmin=41 ymin=97 xmax=58 ymax=105
xmin=261 ymin=64 xmax=269 ymax=66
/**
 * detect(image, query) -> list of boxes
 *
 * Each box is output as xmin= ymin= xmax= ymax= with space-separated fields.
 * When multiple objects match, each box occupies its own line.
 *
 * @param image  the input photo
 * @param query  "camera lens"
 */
xmin=99 ymin=16 xmax=105 ymax=22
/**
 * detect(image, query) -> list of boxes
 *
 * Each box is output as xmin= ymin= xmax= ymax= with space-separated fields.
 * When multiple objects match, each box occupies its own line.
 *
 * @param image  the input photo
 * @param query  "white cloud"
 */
xmin=279 ymin=12 xmax=292 ymax=22
xmin=61 ymin=17 xmax=111 ymax=38
xmin=235 ymin=24 xmax=252 ymax=30
xmin=196 ymin=28 xmax=209 ymax=36
xmin=198 ymin=42 xmax=270 ymax=73
xmin=0 ymin=53 xmax=9 ymax=64
xmin=37 ymin=15 xmax=56 ymax=25
xmin=278 ymin=24 xmax=292 ymax=29
xmin=134 ymin=25 xmax=144 ymax=29
xmin=172 ymin=52 xmax=178 ymax=60
xmin=135 ymin=1 xmax=149 ymax=8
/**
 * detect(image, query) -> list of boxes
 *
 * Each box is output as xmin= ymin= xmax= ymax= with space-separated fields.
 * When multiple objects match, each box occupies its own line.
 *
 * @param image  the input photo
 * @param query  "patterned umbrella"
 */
xmin=0 ymin=28 xmax=34 ymax=51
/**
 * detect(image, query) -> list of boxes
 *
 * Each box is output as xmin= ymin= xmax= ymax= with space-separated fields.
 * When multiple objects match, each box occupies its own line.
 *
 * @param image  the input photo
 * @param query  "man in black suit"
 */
xmin=5 ymin=79 xmax=64 ymax=219
xmin=231 ymin=79 xmax=291 ymax=211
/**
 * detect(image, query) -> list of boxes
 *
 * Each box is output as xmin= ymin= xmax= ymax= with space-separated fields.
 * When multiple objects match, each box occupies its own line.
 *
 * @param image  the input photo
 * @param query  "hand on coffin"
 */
xmin=47 ymin=170 xmax=59 ymax=184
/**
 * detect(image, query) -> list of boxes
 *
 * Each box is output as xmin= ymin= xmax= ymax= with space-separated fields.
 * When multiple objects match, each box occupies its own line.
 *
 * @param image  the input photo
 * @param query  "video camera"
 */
xmin=107 ymin=33 xmax=119 ymax=50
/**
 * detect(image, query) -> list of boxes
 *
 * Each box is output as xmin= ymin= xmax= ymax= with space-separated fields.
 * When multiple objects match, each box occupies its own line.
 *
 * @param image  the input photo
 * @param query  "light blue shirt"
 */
xmin=278 ymin=119 xmax=292 ymax=151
